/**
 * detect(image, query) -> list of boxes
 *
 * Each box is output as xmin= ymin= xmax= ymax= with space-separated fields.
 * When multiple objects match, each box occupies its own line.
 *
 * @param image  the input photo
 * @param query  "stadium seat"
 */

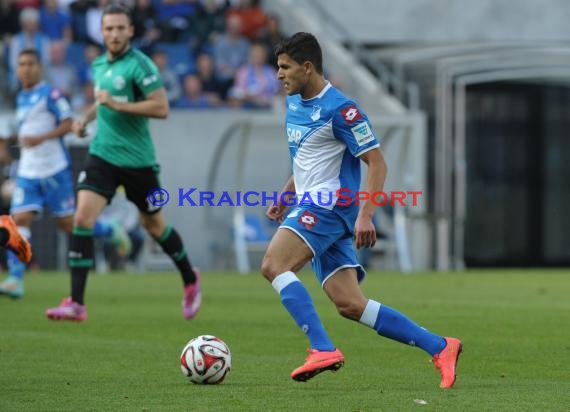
xmin=154 ymin=42 xmax=196 ymax=78
xmin=238 ymin=213 xmax=275 ymax=273
xmin=243 ymin=213 xmax=272 ymax=244
xmin=66 ymin=42 xmax=85 ymax=66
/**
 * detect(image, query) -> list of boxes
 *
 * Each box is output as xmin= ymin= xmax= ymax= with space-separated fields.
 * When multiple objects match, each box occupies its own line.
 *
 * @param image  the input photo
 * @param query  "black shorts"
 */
xmin=77 ymin=154 xmax=163 ymax=215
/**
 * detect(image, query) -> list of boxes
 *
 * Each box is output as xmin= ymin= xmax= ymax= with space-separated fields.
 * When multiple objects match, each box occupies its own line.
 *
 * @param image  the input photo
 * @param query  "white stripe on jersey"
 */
xmin=293 ymin=121 xmax=344 ymax=210
xmin=17 ymin=83 xmax=71 ymax=179
xmin=286 ymin=83 xmax=380 ymax=213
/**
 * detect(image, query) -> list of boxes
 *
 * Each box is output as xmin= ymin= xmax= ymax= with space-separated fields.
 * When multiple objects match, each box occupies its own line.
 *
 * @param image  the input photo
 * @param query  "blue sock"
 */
xmin=359 ymin=299 xmax=446 ymax=356
xmin=7 ymin=226 xmax=31 ymax=280
xmin=93 ymin=220 xmax=113 ymax=238
xmin=7 ymin=250 xmax=25 ymax=280
xmin=272 ymin=271 xmax=335 ymax=351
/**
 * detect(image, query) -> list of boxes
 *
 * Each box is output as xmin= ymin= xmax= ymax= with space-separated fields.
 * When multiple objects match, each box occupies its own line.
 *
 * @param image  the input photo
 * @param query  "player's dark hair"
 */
xmin=274 ymin=32 xmax=323 ymax=74
xmin=101 ymin=3 xmax=132 ymax=24
xmin=18 ymin=48 xmax=41 ymax=63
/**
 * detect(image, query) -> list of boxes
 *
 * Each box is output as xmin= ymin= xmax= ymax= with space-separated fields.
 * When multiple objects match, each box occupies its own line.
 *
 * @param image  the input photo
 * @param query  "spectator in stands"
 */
xmin=8 ymin=8 xmax=51 ymax=88
xmin=132 ymin=0 xmax=160 ymax=54
xmin=156 ymin=0 xmax=198 ymax=43
xmin=212 ymin=13 xmax=250 ymax=99
xmin=45 ymin=40 xmax=79 ymax=100
xmin=86 ymin=0 xmax=109 ymax=45
xmin=260 ymin=13 xmax=284 ymax=68
xmin=191 ymin=0 xmax=228 ymax=54
xmin=0 ymin=1 xmax=20 ymax=39
xmin=151 ymin=49 xmax=182 ymax=105
xmin=228 ymin=41 xmax=278 ymax=109
xmin=40 ymin=0 xmax=72 ymax=42
xmin=68 ymin=0 xmax=94 ymax=42
xmin=71 ymin=80 xmax=95 ymax=112
xmin=226 ymin=0 xmax=267 ymax=41
xmin=175 ymin=74 xmax=216 ymax=108
xmin=194 ymin=53 xmax=223 ymax=104
xmin=13 ymin=0 xmax=42 ymax=11
xmin=57 ymin=0 xmax=76 ymax=13
xmin=76 ymin=43 xmax=102 ymax=86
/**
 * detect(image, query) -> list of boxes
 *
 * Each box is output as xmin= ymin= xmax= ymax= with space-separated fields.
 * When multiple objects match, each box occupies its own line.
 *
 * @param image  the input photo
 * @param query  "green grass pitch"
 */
xmin=1 ymin=269 xmax=569 ymax=411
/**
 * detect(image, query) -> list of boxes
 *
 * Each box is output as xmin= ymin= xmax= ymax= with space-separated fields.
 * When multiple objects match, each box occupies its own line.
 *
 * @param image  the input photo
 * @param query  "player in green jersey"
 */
xmin=46 ymin=4 xmax=201 ymax=321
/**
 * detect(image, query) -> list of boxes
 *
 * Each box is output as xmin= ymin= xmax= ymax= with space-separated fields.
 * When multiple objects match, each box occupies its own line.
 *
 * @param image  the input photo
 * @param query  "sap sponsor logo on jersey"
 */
xmin=142 ymin=74 xmax=158 ymax=87
xmin=286 ymin=123 xmax=310 ymax=144
xmin=341 ymin=105 xmax=362 ymax=124
xmin=351 ymin=122 xmax=374 ymax=146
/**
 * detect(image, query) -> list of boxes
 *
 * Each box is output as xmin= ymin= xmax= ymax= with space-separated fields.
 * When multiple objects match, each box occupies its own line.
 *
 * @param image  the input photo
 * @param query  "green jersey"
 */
xmin=90 ymin=48 xmax=163 ymax=167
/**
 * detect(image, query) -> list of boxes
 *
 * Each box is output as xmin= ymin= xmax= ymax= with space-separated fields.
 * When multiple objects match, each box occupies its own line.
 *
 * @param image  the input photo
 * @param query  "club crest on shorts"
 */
xmin=298 ymin=210 xmax=318 ymax=229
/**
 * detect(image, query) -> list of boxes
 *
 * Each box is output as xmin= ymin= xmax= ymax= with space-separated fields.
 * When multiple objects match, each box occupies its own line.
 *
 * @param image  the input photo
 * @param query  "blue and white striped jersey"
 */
xmin=16 ymin=81 xmax=72 ymax=178
xmin=285 ymin=82 xmax=380 ymax=226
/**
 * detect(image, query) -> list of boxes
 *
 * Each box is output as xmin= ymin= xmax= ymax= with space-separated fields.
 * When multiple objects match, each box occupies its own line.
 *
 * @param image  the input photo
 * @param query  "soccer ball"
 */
xmin=180 ymin=335 xmax=231 ymax=384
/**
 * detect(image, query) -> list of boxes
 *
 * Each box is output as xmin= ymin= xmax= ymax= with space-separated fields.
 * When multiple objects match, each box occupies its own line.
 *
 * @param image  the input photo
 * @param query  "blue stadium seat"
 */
xmin=243 ymin=214 xmax=272 ymax=243
xmin=3 ymin=43 xmax=10 ymax=70
xmin=66 ymin=42 xmax=85 ymax=66
xmin=154 ymin=42 xmax=195 ymax=77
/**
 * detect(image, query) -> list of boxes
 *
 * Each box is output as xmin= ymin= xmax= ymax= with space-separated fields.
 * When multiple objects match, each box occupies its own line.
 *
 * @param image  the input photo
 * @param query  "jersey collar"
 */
xmin=107 ymin=46 xmax=133 ymax=64
xmin=301 ymin=81 xmax=332 ymax=102
xmin=22 ymin=80 xmax=46 ymax=93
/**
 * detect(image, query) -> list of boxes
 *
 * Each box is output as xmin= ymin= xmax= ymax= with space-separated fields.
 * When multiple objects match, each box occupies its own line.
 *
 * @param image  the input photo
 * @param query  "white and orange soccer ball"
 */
xmin=180 ymin=335 xmax=232 ymax=384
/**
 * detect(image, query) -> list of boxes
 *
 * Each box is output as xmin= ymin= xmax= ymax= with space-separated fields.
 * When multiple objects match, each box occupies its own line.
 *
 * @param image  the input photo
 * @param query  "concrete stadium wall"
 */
xmin=271 ymin=0 xmax=570 ymax=43
xmin=149 ymin=110 xmax=430 ymax=272
xmin=0 ymin=109 xmax=430 ymax=272
xmin=148 ymin=110 xmax=292 ymax=272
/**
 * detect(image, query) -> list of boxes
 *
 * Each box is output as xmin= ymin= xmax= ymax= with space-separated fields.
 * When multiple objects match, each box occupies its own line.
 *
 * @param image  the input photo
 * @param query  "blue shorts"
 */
xmin=281 ymin=204 xmax=365 ymax=286
xmin=11 ymin=168 xmax=75 ymax=217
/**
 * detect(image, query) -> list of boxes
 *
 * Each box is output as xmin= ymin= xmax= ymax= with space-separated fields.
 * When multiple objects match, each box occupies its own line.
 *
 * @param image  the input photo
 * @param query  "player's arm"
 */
xmin=266 ymin=175 xmax=296 ymax=223
xmin=0 ymin=138 xmax=10 ymax=163
xmin=73 ymin=103 xmax=97 ymax=138
xmin=97 ymin=88 xmax=169 ymax=119
xmin=279 ymin=175 xmax=295 ymax=195
xmin=20 ymin=118 xmax=73 ymax=148
xmin=355 ymin=148 xmax=388 ymax=249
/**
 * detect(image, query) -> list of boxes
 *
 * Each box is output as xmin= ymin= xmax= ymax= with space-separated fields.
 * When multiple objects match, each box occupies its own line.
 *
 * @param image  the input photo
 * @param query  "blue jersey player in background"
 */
xmin=261 ymin=33 xmax=462 ymax=388
xmin=0 ymin=49 xmax=130 ymax=299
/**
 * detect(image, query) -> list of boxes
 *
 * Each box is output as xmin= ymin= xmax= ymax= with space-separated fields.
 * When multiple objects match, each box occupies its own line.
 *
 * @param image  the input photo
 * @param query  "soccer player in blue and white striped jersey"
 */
xmin=261 ymin=32 xmax=462 ymax=388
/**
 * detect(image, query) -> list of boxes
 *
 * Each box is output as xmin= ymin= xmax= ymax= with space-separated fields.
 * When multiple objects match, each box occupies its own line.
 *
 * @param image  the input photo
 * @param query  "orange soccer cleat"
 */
xmin=432 ymin=337 xmax=463 ymax=389
xmin=290 ymin=348 xmax=345 ymax=382
xmin=0 ymin=215 xmax=32 ymax=264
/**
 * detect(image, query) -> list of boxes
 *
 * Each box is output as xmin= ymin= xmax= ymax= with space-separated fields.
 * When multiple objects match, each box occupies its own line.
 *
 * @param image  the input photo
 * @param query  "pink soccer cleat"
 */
xmin=182 ymin=269 xmax=202 ymax=319
xmin=46 ymin=297 xmax=88 ymax=322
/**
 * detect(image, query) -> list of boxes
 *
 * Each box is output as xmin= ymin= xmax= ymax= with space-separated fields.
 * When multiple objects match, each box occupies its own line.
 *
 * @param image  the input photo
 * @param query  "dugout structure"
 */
xmin=203 ymin=113 xmax=427 ymax=274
